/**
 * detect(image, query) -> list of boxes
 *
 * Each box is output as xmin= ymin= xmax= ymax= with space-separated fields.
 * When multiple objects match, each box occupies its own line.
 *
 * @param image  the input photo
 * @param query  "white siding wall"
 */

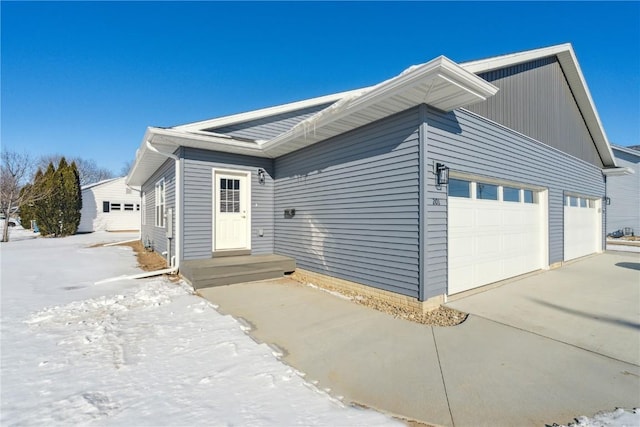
xmin=78 ymin=177 xmax=141 ymax=232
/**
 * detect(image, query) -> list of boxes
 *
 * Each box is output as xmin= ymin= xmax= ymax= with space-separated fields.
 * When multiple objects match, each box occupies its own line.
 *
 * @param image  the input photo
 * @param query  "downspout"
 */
xmin=145 ymin=140 xmax=182 ymax=270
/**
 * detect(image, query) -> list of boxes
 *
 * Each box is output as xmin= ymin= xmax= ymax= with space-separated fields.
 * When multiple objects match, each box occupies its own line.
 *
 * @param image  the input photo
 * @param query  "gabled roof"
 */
xmin=460 ymin=43 xmax=616 ymax=168
xmin=128 ymin=55 xmax=497 ymax=185
xmin=127 ymin=44 xmax=617 ymax=186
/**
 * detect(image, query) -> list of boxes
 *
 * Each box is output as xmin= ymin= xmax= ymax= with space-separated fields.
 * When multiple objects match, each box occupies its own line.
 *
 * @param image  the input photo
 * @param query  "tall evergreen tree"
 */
xmin=34 ymin=162 xmax=60 ymax=236
xmin=60 ymin=160 xmax=82 ymax=235
xmin=18 ymin=183 xmax=35 ymax=229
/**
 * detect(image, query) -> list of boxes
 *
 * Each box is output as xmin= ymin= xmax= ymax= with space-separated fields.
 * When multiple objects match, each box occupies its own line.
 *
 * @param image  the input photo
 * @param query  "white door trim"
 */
xmin=212 ymin=168 xmax=252 ymax=252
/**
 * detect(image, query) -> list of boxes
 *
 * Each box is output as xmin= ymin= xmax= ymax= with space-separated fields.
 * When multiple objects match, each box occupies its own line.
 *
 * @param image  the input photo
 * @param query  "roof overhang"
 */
xmin=262 ymin=56 xmax=498 ymax=157
xmin=461 ymin=43 xmax=617 ymax=168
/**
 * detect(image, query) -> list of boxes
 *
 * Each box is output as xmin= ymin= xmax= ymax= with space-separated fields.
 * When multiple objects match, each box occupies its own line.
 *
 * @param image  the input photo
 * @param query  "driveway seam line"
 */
xmin=470 ymin=314 xmax=640 ymax=367
xmin=431 ymin=326 xmax=455 ymax=427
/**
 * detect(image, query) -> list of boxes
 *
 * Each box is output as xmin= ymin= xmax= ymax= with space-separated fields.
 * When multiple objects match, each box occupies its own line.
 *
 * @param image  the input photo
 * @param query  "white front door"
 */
xmin=213 ymin=169 xmax=251 ymax=252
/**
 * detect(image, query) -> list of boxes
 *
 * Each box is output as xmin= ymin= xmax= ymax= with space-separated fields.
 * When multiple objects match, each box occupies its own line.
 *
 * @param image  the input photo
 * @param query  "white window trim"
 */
xmin=155 ymin=178 xmax=165 ymax=228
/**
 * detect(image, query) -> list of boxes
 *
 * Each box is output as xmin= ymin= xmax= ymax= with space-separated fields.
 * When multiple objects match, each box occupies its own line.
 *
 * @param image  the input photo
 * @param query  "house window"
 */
xmin=124 ymin=203 xmax=134 ymax=211
xmin=219 ymin=178 xmax=240 ymax=213
xmin=503 ymin=186 xmax=520 ymax=202
xmin=476 ymin=183 xmax=498 ymax=200
xmin=111 ymin=203 xmax=121 ymax=211
xmin=523 ymin=190 xmax=534 ymax=204
xmin=448 ymin=178 xmax=470 ymax=198
xmin=103 ymin=201 xmax=110 ymax=213
xmin=579 ymin=198 xmax=587 ymax=208
xmin=588 ymin=199 xmax=595 ymax=208
xmin=155 ymin=179 xmax=165 ymax=227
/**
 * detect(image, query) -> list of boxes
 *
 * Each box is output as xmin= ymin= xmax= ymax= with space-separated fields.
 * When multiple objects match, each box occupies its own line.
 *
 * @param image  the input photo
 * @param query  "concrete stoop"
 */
xmin=180 ymin=254 xmax=296 ymax=289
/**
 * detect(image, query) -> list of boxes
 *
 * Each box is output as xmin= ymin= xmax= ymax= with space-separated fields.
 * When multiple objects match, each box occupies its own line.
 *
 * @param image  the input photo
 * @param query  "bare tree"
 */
xmin=120 ymin=159 xmax=135 ymax=177
xmin=37 ymin=154 xmax=114 ymax=186
xmin=0 ymin=150 xmax=51 ymax=242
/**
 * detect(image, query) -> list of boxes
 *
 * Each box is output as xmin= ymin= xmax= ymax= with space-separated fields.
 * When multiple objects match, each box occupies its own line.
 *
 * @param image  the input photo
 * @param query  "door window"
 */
xmin=220 ymin=178 xmax=240 ymax=213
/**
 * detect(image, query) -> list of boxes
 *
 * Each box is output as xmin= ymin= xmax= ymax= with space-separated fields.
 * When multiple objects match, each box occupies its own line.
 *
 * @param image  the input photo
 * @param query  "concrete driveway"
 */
xmin=197 ymin=252 xmax=640 ymax=427
xmin=446 ymin=251 xmax=640 ymax=366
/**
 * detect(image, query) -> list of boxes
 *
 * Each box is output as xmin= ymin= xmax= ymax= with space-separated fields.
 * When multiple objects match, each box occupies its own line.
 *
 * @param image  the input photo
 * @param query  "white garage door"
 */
xmin=448 ymin=178 xmax=546 ymax=295
xmin=564 ymin=195 xmax=601 ymax=261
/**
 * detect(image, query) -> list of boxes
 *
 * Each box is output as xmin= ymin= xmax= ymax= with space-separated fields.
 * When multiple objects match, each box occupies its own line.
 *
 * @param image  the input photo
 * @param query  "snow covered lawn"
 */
xmin=1 ymin=231 xmax=399 ymax=426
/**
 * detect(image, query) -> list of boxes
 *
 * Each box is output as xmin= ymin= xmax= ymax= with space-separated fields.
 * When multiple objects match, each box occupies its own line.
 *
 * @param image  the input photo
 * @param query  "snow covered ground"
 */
xmin=1 ymin=230 xmax=399 ymax=426
xmin=2 ymin=229 xmax=637 ymax=427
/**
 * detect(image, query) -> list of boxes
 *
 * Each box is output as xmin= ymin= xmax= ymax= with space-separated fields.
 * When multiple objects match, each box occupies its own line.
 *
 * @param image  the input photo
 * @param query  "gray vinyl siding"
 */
xmin=424 ymin=107 xmax=605 ymax=298
xmin=206 ymin=103 xmax=334 ymax=140
xmin=140 ymin=158 xmax=176 ymax=261
xmin=274 ymin=108 xmax=422 ymax=298
xmin=182 ymin=147 xmax=274 ymax=260
xmin=606 ymin=148 xmax=640 ymax=234
xmin=466 ymin=56 xmax=604 ymax=168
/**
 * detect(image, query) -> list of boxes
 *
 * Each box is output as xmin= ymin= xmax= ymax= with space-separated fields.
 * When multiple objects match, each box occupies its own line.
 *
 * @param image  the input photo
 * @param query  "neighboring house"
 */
xmin=78 ymin=177 xmax=141 ymax=233
xmin=606 ymin=145 xmax=640 ymax=235
xmin=127 ymin=43 xmax=625 ymax=310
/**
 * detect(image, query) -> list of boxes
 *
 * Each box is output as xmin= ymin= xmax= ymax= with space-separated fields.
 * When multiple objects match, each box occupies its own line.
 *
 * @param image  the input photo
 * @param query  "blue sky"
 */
xmin=2 ymin=1 xmax=639 ymax=175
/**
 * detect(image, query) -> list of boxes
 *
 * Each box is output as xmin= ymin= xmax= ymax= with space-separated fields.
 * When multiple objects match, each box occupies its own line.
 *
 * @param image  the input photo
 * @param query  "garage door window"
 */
xmin=448 ymin=179 xmax=470 ymax=198
xmin=476 ymin=183 xmax=498 ymax=200
xmin=503 ymin=186 xmax=520 ymax=202
xmin=523 ymin=189 xmax=534 ymax=204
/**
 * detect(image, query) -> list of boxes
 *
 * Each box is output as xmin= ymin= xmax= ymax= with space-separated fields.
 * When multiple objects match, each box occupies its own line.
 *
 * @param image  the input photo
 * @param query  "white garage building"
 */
xmin=78 ymin=177 xmax=141 ymax=233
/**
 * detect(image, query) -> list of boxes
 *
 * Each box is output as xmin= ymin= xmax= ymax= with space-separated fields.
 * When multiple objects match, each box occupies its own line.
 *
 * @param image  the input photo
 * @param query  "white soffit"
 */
xmin=461 ymin=43 xmax=616 ymax=167
xmin=262 ymin=56 xmax=498 ymax=158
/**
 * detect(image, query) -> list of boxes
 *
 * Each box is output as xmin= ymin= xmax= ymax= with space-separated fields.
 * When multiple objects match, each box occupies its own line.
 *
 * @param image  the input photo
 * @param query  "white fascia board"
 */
xmin=602 ymin=167 xmax=635 ymax=176
xmin=462 ymin=43 xmax=616 ymax=167
xmin=126 ymin=127 xmax=155 ymax=187
xmin=460 ymin=43 xmax=573 ymax=74
xmin=262 ymin=56 xmax=498 ymax=155
xmin=81 ymin=177 xmax=121 ymax=191
xmin=173 ymin=88 xmax=366 ymax=132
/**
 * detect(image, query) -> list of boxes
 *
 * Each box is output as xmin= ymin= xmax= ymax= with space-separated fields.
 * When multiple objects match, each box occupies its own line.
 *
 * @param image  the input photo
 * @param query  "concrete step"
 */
xmin=180 ymin=254 xmax=295 ymax=290
xmin=188 ymin=267 xmax=284 ymax=289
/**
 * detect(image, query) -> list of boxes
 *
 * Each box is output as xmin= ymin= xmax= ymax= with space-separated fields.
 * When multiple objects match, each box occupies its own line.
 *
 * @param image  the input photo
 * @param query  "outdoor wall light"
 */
xmin=257 ymin=168 xmax=266 ymax=185
xmin=603 ymin=196 xmax=611 ymax=205
xmin=436 ymin=163 xmax=450 ymax=185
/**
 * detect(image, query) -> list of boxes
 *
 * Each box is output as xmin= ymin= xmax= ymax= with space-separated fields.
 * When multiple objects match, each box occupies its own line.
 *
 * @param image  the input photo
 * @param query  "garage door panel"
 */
xmin=477 ymin=208 xmax=502 ymax=227
xmin=449 ymin=236 xmax=473 ymax=258
xmin=564 ymin=203 xmax=600 ymax=261
xmin=477 ymin=234 xmax=501 ymax=256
